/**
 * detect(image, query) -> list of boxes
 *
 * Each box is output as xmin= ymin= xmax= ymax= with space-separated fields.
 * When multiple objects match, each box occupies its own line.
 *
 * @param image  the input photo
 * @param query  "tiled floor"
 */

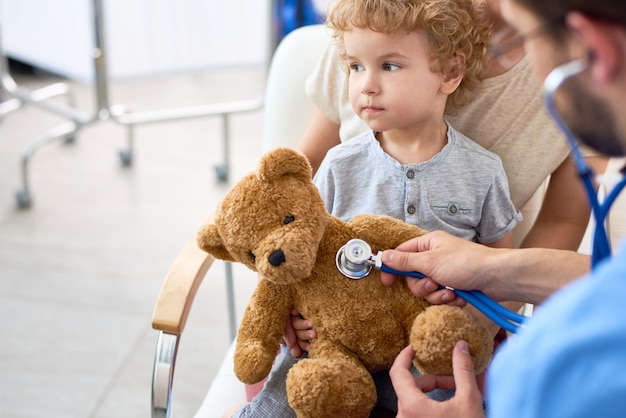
xmin=0 ymin=63 xmax=265 ymax=417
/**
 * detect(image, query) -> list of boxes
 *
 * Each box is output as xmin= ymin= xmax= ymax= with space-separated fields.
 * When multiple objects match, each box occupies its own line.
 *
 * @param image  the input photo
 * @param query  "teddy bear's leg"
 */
xmin=286 ymin=354 xmax=376 ymax=418
xmin=410 ymin=305 xmax=494 ymax=376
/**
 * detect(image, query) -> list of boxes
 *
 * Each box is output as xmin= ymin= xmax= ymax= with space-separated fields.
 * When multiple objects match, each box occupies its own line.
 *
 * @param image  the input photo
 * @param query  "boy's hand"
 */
xmin=283 ymin=308 xmax=316 ymax=357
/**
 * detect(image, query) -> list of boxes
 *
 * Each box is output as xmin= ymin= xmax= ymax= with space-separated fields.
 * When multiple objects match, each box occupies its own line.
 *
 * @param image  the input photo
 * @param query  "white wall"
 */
xmin=0 ymin=0 xmax=270 ymax=82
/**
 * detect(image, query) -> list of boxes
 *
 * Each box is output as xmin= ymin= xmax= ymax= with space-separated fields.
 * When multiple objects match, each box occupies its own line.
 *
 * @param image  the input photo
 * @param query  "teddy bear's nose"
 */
xmin=268 ymin=249 xmax=286 ymax=267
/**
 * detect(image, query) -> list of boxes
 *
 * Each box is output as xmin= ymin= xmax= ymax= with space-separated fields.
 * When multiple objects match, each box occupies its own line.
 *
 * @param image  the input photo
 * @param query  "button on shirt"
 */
xmin=313 ymin=125 xmax=522 ymax=243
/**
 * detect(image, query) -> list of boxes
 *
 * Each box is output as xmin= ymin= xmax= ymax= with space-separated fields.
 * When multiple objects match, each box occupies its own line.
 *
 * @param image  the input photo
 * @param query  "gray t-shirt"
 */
xmin=313 ymin=124 xmax=522 ymax=244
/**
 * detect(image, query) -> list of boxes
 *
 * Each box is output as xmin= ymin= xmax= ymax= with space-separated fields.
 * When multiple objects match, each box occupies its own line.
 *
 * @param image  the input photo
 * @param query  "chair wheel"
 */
xmin=63 ymin=135 xmax=76 ymax=145
xmin=215 ymin=164 xmax=229 ymax=183
xmin=119 ymin=149 xmax=133 ymax=167
xmin=15 ymin=189 xmax=32 ymax=209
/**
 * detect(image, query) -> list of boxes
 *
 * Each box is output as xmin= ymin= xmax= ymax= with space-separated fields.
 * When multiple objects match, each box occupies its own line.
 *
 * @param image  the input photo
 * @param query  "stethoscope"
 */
xmin=336 ymin=238 xmax=527 ymax=333
xmin=543 ymin=58 xmax=626 ymax=266
xmin=336 ymin=58 xmax=626 ymax=334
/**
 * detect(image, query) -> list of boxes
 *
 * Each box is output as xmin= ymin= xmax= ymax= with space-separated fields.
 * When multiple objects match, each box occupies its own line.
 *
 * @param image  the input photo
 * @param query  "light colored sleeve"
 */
xmin=312 ymin=156 xmax=336 ymax=214
xmin=305 ymin=41 xmax=368 ymax=142
xmin=477 ymin=162 xmax=523 ymax=244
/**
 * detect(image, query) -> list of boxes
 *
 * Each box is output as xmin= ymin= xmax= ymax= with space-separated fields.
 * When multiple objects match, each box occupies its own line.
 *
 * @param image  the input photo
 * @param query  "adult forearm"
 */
xmin=487 ymin=248 xmax=590 ymax=305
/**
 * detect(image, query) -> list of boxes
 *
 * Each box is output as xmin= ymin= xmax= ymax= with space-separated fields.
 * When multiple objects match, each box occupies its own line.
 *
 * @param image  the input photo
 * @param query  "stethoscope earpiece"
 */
xmin=587 ymin=50 xmax=596 ymax=63
xmin=543 ymin=58 xmax=626 ymax=266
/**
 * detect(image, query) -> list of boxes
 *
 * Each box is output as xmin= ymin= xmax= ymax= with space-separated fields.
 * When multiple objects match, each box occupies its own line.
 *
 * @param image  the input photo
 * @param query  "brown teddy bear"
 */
xmin=197 ymin=147 xmax=493 ymax=418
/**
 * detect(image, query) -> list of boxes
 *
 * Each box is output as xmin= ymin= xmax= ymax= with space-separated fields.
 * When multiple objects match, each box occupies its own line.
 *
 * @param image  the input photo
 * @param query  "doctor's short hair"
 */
xmin=512 ymin=0 xmax=626 ymax=28
xmin=325 ymin=0 xmax=492 ymax=110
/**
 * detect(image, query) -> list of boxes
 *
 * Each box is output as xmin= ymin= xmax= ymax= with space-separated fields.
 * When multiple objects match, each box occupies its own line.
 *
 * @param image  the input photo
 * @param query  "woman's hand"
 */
xmin=283 ymin=308 xmax=317 ymax=358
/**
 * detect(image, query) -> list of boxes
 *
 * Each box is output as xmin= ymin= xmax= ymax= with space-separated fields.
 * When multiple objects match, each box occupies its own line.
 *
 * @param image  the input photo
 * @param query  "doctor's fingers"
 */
xmin=450 ymin=341 xmax=485 ymax=416
xmin=406 ymin=278 xmax=466 ymax=307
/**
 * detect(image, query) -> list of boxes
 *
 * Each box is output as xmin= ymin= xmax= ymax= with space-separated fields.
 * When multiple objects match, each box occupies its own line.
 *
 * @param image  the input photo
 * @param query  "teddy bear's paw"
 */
xmin=233 ymin=341 xmax=277 ymax=384
xmin=410 ymin=305 xmax=494 ymax=375
xmin=286 ymin=358 xmax=376 ymax=418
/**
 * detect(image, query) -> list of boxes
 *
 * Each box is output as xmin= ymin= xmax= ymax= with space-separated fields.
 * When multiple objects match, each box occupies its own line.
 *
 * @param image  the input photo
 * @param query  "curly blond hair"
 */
xmin=326 ymin=0 xmax=492 ymax=109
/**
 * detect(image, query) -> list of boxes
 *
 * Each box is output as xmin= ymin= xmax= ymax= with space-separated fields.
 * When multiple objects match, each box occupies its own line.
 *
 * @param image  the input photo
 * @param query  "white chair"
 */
xmin=150 ymin=24 xmax=331 ymax=418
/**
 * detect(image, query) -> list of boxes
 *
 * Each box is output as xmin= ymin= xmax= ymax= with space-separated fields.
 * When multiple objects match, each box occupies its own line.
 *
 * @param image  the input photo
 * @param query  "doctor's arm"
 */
xmin=380 ymin=231 xmax=590 ymax=306
xmin=391 ymin=155 xmax=608 ymax=307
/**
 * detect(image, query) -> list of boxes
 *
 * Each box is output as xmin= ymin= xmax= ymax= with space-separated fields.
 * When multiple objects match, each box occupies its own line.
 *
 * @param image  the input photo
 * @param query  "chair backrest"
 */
xmin=261 ymin=24 xmax=331 ymax=152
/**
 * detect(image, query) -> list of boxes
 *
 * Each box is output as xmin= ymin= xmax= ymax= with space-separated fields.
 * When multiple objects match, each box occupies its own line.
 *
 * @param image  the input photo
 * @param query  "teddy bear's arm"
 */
xmin=233 ymin=280 xmax=294 ymax=384
xmin=348 ymin=214 xmax=427 ymax=250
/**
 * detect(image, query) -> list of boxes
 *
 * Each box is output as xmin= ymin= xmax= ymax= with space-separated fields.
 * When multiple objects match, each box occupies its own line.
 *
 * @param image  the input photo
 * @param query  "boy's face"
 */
xmin=343 ymin=28 xmax=450 ymax=133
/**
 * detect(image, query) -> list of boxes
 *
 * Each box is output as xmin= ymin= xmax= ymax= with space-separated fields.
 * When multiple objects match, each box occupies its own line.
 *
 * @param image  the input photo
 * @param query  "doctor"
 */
xmin=383 ymin=0 xmax=626 ymax=417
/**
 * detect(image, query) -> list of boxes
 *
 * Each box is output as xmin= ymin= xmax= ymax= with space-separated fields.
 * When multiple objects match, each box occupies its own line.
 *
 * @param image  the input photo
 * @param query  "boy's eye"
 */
xmin=249 ymin=251 xmax=256 ymax=261
xmin=284 ymin=215 xmax=295 ymax=225
xmin=382 ymin=63 xmax=400 ymax=72
xmin=349 ymin=63 xmax=364 ymax=72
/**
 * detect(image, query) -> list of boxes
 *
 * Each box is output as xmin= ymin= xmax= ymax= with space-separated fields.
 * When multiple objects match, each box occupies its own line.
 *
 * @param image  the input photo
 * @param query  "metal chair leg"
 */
xmin=152 ymin=331 xmax=180 ymax=418
xmin=6 ymin=0 xmax=264 ymax=208
xmin=15 ymin=121 xmax=81 ymax=209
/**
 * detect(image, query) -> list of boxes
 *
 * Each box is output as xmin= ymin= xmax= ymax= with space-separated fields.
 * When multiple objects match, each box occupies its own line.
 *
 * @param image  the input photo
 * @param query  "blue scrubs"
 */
xmin=488 ymin=241 xmax=626 ymax=418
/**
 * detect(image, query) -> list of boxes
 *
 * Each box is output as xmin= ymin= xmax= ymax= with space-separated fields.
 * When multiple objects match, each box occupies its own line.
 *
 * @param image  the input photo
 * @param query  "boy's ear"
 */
xmin=441 ymin=51 xmax=466 ymax=95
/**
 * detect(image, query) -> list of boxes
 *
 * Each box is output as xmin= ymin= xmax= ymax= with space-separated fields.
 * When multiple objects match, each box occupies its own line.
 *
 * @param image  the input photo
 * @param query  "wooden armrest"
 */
xmin=151 ymin=235 xmax=214 ymax=335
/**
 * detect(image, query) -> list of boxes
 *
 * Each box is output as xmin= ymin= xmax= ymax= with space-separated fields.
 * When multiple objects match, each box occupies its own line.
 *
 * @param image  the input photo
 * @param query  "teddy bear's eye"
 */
xmin=284 ymin=215 xmax=295 ymax=225
xmin=249 ymin=251 xmax=256 ymax=261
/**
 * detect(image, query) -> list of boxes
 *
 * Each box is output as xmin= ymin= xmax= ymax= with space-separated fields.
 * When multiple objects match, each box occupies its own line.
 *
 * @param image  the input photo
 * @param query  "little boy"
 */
xmin=315 ymin=0 xmax=520 ymax=247
xmin=231 ymin=0 xmax=520 ymax=416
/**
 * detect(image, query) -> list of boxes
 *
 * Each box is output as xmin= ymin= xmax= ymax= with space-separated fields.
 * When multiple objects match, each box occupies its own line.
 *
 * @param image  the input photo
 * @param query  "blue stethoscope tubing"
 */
xmin=543 ymin=59 xmax=626 ymax=266
xmin=380 ymin=264 xmax=527 ymax=334
xmin=378 ymin=59 xmax=626 ymax=335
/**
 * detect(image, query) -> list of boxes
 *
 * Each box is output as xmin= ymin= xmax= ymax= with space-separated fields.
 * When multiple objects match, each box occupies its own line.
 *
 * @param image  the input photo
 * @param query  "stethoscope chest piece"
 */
xmin=336 ymin=239 xmax=373 ymax=279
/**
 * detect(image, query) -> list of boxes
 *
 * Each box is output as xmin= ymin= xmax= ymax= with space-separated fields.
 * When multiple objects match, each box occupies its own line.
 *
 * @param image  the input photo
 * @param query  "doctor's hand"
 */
xmin=380 ymin=231 xmax=501 ymax=303
xmin=283 ymin=308 xmax=316 ymax=358
xmin=390 ymin=341 xmax=485 ymax=418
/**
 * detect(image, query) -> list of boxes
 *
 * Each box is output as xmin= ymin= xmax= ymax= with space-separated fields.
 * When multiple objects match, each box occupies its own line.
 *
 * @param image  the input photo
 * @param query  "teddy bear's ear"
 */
xmin=257 ymin=147 xmax=312 ymax=183
xmin=196 ymin=223 xmax=236 ymax=262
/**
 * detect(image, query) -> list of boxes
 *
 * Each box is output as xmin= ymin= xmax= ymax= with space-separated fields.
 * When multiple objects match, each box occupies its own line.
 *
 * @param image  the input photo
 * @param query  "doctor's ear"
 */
xmin=567 ymin=12 xmax=620 ymax=84
xmin=587 ymin=50 xmax=596 ymax=64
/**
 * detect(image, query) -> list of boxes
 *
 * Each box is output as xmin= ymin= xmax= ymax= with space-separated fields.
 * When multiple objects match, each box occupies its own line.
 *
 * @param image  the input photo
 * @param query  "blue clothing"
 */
xmin=487 ymin=240 xmax=626 ymax=417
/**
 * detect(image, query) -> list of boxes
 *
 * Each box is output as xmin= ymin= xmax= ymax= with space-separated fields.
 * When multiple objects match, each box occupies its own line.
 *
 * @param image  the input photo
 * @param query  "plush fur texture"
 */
xmin=197 ymin=148 xmax=493 ymax=418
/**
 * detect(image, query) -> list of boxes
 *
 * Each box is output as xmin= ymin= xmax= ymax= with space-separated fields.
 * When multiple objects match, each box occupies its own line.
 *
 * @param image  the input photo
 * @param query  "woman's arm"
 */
xmin=521 ymin=156 xmax=609 ymax=250
xmin=485 ymin=230 xmax=513 ymax=248
xmin=296 ymin=106 xmax=341 ymax=176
